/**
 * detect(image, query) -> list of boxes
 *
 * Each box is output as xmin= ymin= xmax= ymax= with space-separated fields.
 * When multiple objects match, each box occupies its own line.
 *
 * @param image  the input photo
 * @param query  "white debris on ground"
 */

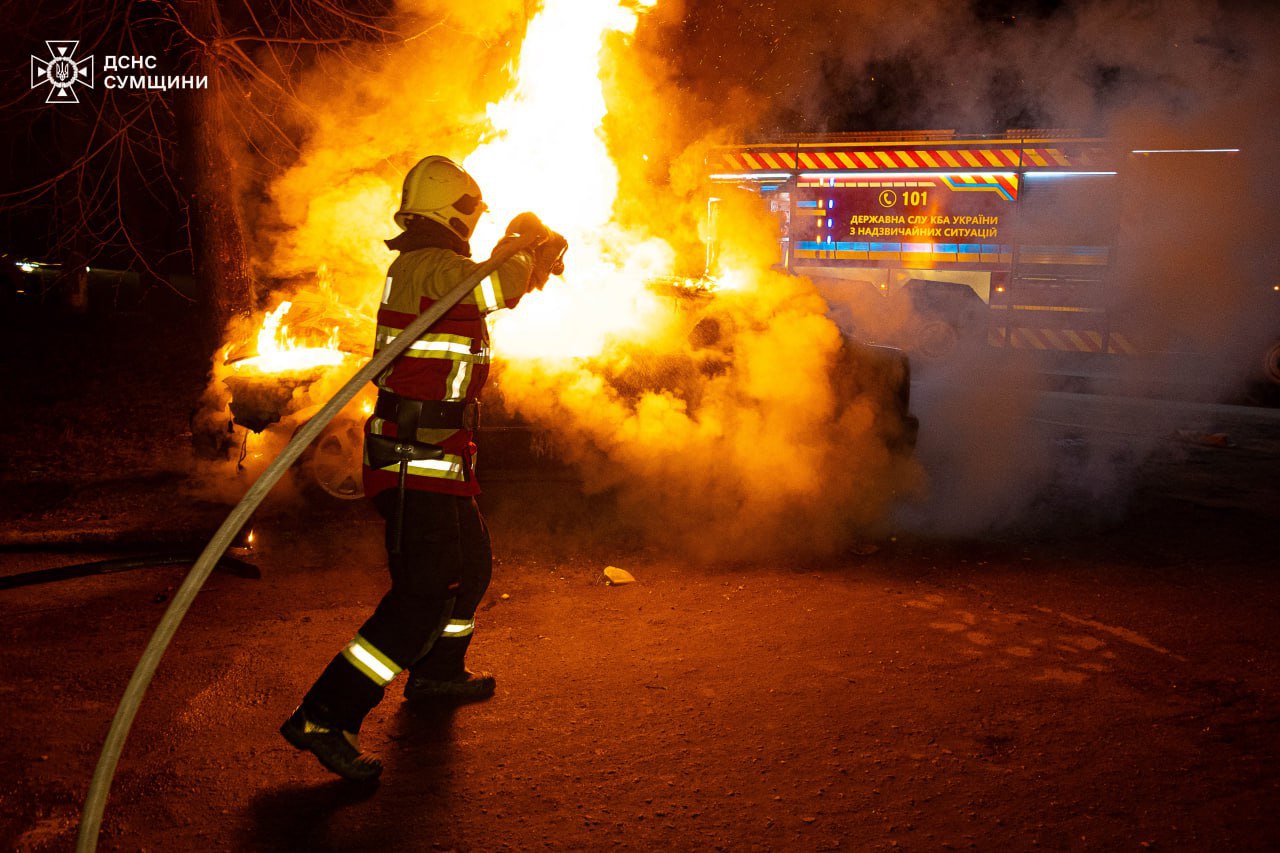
xmin=602 ymin=566 xmax=636 ymax=585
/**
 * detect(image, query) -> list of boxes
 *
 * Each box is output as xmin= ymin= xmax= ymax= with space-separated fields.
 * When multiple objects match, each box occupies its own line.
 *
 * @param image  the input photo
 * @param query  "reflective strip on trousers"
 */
xmin=367 ymin=451 xmax=467 ymax=482
xmin=407 ymin=454 xmax=465 ymax=480
xmin=441 ymin=618 xmax=475 ymax=638
xmin=341 ymin=634 xmax=403 ymax=686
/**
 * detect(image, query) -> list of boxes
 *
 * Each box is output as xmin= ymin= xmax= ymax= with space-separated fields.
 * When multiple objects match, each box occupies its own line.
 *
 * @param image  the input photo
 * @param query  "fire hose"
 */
xmin=76 ymin=232 xmax=542 ymax=851
xmin=0 ymin=551 xmax=259 ymax=591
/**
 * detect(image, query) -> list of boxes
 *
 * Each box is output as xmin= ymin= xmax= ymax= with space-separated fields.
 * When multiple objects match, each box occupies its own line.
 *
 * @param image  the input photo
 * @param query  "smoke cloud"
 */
xmin=203 ymin=0 xmax=1277 ymax=545
xmin=494 ymin=191 xmax=922 ymax=559
xmin=630 ymin=0 xmax=1279 ymax=536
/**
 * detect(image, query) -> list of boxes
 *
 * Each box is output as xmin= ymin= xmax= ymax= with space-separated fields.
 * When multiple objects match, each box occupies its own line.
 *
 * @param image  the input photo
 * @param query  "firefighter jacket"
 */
xmin=363 ymin=241 xmax=537 ymax=498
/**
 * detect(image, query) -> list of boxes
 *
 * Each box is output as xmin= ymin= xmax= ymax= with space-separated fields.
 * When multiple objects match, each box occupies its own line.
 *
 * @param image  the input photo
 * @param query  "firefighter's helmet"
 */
xmin=395 ymin=156 xmax=486 ymax=240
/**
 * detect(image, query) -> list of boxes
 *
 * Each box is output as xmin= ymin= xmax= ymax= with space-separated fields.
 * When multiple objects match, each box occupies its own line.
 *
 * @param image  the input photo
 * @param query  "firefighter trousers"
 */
xmin=302 ymin=490 xmax=492 ymax=733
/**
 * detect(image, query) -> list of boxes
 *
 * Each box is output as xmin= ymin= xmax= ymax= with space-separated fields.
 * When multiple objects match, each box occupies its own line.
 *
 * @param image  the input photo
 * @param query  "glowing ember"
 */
xmin=231 ymin=300 xmax=348 ymax=374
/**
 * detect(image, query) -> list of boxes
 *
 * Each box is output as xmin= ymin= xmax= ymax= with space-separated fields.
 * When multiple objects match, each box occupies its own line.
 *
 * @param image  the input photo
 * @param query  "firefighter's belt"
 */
xmin=375 ymin=392 xmax=479 ymax=432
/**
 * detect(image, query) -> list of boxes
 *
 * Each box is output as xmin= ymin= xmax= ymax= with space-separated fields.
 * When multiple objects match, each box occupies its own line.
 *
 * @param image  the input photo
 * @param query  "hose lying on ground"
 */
xmin=0 ymin=552 xmax=258 ymax=591
xmin=76 ymin=235 xmax=538 ymax=852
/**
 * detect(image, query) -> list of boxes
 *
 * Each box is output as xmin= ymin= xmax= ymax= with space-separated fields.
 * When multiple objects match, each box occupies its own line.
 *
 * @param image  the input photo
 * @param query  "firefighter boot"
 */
xmin=404 ymin=632 xmax=495 ymax=704
xmin=280 ymin=706 xmax=383 ymax=783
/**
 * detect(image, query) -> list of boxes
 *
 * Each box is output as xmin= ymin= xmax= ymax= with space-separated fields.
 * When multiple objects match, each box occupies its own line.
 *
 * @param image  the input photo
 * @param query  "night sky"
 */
xmin=2 ymin=0 xmax=1277 ymax=271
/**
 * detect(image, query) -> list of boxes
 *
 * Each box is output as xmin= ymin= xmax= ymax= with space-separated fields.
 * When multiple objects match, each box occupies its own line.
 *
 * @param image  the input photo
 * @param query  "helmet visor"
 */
xmin=453 ymin=193 xmax=485 ymax=216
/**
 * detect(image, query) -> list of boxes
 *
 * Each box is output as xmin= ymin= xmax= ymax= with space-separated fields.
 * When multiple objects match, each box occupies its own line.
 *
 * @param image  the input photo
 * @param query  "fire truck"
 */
xmin=708 ymin=130 xmax=1280 ymax=398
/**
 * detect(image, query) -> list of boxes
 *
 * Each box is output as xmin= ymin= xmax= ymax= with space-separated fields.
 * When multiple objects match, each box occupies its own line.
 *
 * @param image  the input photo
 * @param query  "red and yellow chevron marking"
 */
xmin=722 ymin=150 xmax=798 ymax=171
xmin=714 ymin=146 xmax=1080 ymax=173
xmin=987 ymin=328 xmax=1140 ymax=354
xmin=988 ymin=327 xmax=1105 ymax=352
xmin=1107 ymin=333 xmax=1137 ymax=355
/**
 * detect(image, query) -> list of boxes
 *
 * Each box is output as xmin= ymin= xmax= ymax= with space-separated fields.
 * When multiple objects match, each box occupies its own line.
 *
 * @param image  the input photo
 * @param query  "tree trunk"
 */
xmin=178 ymin=0 xmax=255 ymax=348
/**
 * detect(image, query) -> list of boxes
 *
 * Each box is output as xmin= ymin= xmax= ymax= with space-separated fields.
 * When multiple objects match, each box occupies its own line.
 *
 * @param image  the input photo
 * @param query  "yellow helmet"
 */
xmin=394 ymin=155 xmax=486 ymax=240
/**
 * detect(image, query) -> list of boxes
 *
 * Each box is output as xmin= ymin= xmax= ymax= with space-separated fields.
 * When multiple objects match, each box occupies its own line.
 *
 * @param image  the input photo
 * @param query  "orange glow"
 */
xmin=228 ymin=265 xmax=356 ymax=375
xmin=228 ymin=299 xmax=347 ymax=374
xmin=463 ymin=0 xmax=675 ymax=361
xmin=194 ymin=0 xmax=921 ymax=559
xmin=239 ymin=0 xmax=673 ymax=364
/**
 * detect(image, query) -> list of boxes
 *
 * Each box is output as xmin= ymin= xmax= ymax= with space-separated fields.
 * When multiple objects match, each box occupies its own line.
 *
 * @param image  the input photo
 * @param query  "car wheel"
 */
xmin=302 ymin=420 xmax=364 ymax=500
xmin=915 ymin=321 xmax=958 ymax=360
xmin=1264 ymin=339 xmax=1280 ymax=387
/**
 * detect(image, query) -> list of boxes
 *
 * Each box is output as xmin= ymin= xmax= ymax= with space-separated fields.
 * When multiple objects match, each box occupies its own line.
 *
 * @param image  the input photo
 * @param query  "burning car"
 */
xmin=588 ymin=276 xmax=918 ymax=451
xmin=194 ymin=275 xmax=376 ymax=500
xmin=197 ymin=267 xmax=919 ymax=502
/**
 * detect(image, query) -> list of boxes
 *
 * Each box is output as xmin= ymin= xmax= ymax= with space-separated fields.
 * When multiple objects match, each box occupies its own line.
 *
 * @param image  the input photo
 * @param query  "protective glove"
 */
xmin=525 ymin=231 xmax=568 ymax=291
xmin=504 ymin=212 xmax=550 ymax=243
xmin=537 ymin=231 xmax=568 ymax=278
xmin=504 ymin=213 xmax=568 ymax=290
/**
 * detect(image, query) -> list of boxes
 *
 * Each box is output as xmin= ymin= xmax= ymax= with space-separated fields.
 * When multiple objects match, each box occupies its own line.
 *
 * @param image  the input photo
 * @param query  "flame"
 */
xmin=231 ymin=298 xmax=348 ymax=374
xmin=238 ymin=1 xmax=672 ymax=366
xmin=205 ymin=0 xmax=920 ymax=559
xmin=464 ymin=0 xmax=675 ymax=361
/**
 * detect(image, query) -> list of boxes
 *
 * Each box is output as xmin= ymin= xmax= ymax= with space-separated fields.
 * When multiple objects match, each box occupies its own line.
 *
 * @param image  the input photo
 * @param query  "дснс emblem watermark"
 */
xmin=31 ymin=40 xmax=94 ymax=103
xmin=30 ymin=41 xmax=208 ymax=103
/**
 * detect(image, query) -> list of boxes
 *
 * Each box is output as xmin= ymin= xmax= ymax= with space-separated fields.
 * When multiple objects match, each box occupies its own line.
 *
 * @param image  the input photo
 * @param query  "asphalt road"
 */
xmin=1 ymin=362 xmax=1277 ymax=851
xmin=2 ymin=455 xmax=1276 ymax=851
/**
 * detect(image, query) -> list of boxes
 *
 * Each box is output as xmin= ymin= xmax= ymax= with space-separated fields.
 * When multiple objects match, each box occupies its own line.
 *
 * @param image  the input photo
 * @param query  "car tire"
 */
xmin=915 ymin=321 xmax=958 ymax=360
xmin=1264 ymin=339 xmax=1280 ymax=387
xmin=299 ymin=420 xmax=365 ymax=500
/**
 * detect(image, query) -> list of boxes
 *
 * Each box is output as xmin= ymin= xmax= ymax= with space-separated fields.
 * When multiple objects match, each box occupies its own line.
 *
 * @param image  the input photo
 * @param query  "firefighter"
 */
xmin=281 ymin=155 xmax=567 ymax=782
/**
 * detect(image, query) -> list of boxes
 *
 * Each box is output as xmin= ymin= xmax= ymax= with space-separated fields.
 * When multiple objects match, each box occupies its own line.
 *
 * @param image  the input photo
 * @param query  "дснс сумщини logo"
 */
xmin=31 ymin=41 xmax=95 ymax=103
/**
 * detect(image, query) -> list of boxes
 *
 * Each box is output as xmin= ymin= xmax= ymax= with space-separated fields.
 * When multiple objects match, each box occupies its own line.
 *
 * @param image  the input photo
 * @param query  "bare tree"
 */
xmin=1 ymin=0 xmax=403 ymax=343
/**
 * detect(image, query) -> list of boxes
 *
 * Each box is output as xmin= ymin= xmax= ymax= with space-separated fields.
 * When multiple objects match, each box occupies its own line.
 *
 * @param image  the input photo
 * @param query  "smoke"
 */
xmin=191 ymin=0 xmax=534 ymax=502
xmin=201 ymin=0 xmax=1276 ymax=545
xmin=189 ymin=0 xmax=928 ymax=559
xmin=625 ymin=1 xmax=1280 ymax=536
xmin=255 ymin=0 xmax=534 ymax=307
xmin=495 ymin=192 xmax=922 ymax=560
xmin=1109 ymin=104 xmax=1280 ymax=381
xmin=647 ymin=1 xmax=1277 ymax=134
